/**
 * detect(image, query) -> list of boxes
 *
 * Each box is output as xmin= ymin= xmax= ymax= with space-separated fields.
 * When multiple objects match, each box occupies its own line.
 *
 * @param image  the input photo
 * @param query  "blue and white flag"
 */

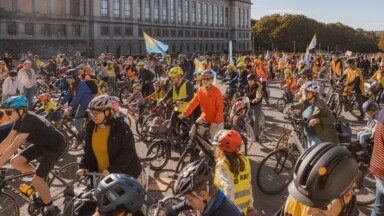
xmin=307 ymin=34 xmax=317 ymax=51
xmin=143 ymin=32 xmax=169 ymax=54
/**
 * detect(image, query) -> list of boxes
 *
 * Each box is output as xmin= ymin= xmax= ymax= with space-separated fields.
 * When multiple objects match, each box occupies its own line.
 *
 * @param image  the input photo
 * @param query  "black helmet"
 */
xmin=64 ymin=69 xmax=78 ymax=78
xmin=299 ymin=68 xmax=314 ymax=77
xmin=288 ymin=142 xmax=358 ymax=210
xmin=247 ymin=73 xmax=257 ymax=81
xmin=175 ymin=160 xmax=213 ymax=197
xmin=95 ymin=173 xmax=154 ymax=213
xmin=346 ymin=58 xmax=356 ymax=64
xmin=8 ymin=70 xmax=18 ymax=77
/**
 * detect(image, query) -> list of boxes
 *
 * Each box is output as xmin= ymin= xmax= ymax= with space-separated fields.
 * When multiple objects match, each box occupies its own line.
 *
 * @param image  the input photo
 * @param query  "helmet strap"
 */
xmin=17 ymin=108 xmax=26 ymax=120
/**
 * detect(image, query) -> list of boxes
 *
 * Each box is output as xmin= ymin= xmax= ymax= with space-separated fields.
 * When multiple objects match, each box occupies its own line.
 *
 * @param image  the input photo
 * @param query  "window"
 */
xmin=214 ymin=5 xmax=218 ymax=26
xmin=242 ymin=9 xmax=245 ymax=28
xmin=145 ymin=28 xmax=151 ymax=35
xmin=209 ymin=5 xmax=212 ymax=26
xmin=198 ymin=31 xmax=203 ymax=37
xmin=125 ymin=0 xmax=131 ymax=18
xmin=170 ymin=29 xmax=176 ymax=37
xmin=25 ymin=23 xmax=34 ymax=35
xmin=145 ymin=0 xmax=150 ymax=21
xmin=162 ymin=0 xmax=167 ymax=22
xmin=125 ymin=27 xmax=133 ymax=36
xmin=114 ymin=27 xmax=121 ymax=35
xmin=192 ymin=31 xmax=197 ymax=37
xmin=41 ymin=24 xmax=50 ymax=36
xmin=101 ymin=0 xmax=108 ymax=17
xmin=238 ymin=8 xmax=241 ymax=27
xmin=204 ymin=4 xmax=208 ymax=25
xmin=154 ymin=29 xmax=160 ymax=36
xmin=74 ymin=25 xmax=81 ymax=36
xmin=204 ymin=31 xmax=208 ymax=37
xmin=170 ymin=0 xmax=175 ymax=23
xmin=221 ymin=32 xmax=224 ymax=38
xmin=187 ymin=44 xmax=189 ymax=52
xmin=154 ymin=0 xmax=159 ymax=21
xmin=163 ymin=29 xmax=169 ymax=37
xmin=178 ymin=0 xmax=182 ymax=24
xmin=200 ymin=44 xmax=202 ymax=51
xmin=138 ymin=28 xmax=143 ymax=36
xmin=246 ymin=9 xmax=249 ymax=28
xmin=198 ymin=2 xmax=202 ymax=25
xmin=193 ymin=44 xmax=196 ymax=52
xmin=225 ymin=7 xmax=228 ymax=26
xmin=178 ymin=30 xmax=183 ymax=37
xmin=56 ymin=24 xmax=66 ymax=36
xmin=191 ymin=1 xmax=196 ymax=24
xmin=101 ymin=26 xmax=109 ymax=36
xmin=220 ymin=6 xmax=223 ymax=26
xmin=185 ymin=30 xmax=190 ymax=37
xmin=215 ymin=31 xmax=219 ymax=38
xmin=185 ymin=0 xmax=189 ymax=23
xmin=113 ymin=0 xmax=120 ymax=17
xmin=137 ymin=0 xmax=141 ymax=20
xmin=210 ymin=31 xmax=214 ymax=37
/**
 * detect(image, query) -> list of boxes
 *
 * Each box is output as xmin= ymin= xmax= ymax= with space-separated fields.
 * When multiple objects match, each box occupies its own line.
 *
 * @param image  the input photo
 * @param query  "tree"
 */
xmin=379 ymin=33 xmax=384 ymax=51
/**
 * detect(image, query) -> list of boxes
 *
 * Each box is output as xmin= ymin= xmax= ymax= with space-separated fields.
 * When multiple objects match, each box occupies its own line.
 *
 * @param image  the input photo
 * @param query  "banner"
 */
xmin=143 ymin=32 xmax=169 ymax=54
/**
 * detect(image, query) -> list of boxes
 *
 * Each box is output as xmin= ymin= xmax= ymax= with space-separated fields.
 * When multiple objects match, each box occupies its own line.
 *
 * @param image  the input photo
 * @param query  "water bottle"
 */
xmin=19 ymin=183 xmax=35 ymax=197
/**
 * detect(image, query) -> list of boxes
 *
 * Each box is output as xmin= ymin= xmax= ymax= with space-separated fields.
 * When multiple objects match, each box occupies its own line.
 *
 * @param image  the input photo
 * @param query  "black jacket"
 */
xmin=79 ymin=117 xmax=142 ymax=178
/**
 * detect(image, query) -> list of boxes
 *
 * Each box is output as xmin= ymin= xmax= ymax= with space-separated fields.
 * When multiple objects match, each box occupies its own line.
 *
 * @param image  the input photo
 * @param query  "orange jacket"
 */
xmin=183 ymin=85 xmax=224 ymax=124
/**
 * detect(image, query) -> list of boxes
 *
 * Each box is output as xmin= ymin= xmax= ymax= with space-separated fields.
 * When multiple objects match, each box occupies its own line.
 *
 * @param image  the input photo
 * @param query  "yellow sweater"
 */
xmin=92 ymin=126 xmax=110 ymax=172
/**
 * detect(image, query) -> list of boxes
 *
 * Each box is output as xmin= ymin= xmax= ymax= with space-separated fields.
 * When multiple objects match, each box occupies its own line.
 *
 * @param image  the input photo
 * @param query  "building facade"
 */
xmin=0 ymin=0 xmax=251 ymax=58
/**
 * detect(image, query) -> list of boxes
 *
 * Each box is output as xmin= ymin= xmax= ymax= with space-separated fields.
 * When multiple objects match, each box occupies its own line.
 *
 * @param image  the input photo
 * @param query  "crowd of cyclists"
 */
xmin=0 ymin=50 xmax=383 ymax=216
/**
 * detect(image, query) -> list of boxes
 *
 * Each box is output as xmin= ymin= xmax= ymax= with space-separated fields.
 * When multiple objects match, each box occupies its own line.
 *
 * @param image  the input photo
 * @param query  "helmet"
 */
xmin=132 ymin=83 xmax=142 ymax=90
xmin=1 ymin=96 xmax=28 ymax=109
xmin=217 ymin=130 xmax=242 ymax=152
xmin=237 ymin=62 xmax=246 ymax=68
xmin=247 ymin=73 xmax=257 ymax=81
xmin=60 ymin=67 xmax=68 ymax=74
xmin=137 ymin=62 xmax=145 ymax=67
xmin=346 ymin=58 xmax=356 ymax=64
xmin=38 ymin=93 xmax=52 ymax=101
xmin=168 ymin=67 xmax=183 ymax=77
xmin=284 ymin=69 xmax=292 ymax=74
xmin=8 ymin=70 xmax=17 ymax=77
xmin=227 ymin=64 xmax=236 ymax=71
xmin=88 ymin=95 xmax=114 ymax=111
xmin=64 ymin=69 xmax=78 ymax=78
xmin=175 ymin=159 xmax=213 ymax=197
xmin=288 ymin=142 xmax=358 ymax=210
xmin=178 ymin=54 xmax=186 ymax=60
xmin=96 ymin=173 xmax=153 ymax=214
xmin=304 ymin=81 xmax=320 ymax=93
xmin=212 ymin=129 xmax=228 ymax=145
xmin=362 ymin=100 xmax=379 ymax=113
xmin=97 ymin=73 xmax=104 ymax=79
xmin=299 ymin=68 xmax=314 ymax=77
xmin=254 ymin=59 xmax=262 ymax=65
xmin=201 ymin=70 xmax=215 ymax=79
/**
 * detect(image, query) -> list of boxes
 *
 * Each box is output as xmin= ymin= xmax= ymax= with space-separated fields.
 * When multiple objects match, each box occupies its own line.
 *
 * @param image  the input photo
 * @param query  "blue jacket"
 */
xmin=55 ymin=78 xmax=70 ymax=94
xmin=60 ymin=80 xmax=94 ymax=109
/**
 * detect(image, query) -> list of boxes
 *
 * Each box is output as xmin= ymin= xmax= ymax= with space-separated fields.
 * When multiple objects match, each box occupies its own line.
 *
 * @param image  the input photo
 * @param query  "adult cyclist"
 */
xmin=167 ymin=159 xmax=243 ymax=216
xmin=0 ymin=96 xmax=66 ymax=216
xmin=275 ymin=142 xmax=364 ymax=216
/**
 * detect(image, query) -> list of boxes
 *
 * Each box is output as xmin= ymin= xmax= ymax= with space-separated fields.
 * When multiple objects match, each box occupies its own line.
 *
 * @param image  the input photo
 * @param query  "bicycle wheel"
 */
xmin=0 ymin=192 xmax=19 ymax=216
xmin=48 ymin=162 xmax=82 ymax=199
xmin=119 ymin=86 xmax=131 ymax=103
xmin=258 ymin=111 xmax=266 ymax=141
xmin=174 ymin=148 xmax=198 ymax=179
xmin=146 ymin=140 xmax=170 ymax=171
xmin=256 ymin=149 xmax=296 ymax=195
xmin=57 ymin=128 xmax=70 ymax=160
xmin=276 ymin=98 xmax=286 ymax=113
xmin=136 ymin=111 xmax=150 ymax=136
xmin=350 ymin=99 xmax=362 ymax=118
xmin=140 ymin=114 xmax=159 ymax=144
xmin=239 ymin=122 xmax=254 ymax=155
xmin=275 ymin=131 xmax=291 ymax=150
xmin=355 ymin=169 xmax=376 ymax=206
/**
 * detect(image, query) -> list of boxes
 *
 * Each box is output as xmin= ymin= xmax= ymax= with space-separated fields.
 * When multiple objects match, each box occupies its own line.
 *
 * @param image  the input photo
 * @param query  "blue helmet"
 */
xmin=64 ymin=69 xmax=79 ymax=78
xmin=97 ymin=73 xmax=104 ymax=79
xmin=1 ymin=96 xmax=28 ymax=109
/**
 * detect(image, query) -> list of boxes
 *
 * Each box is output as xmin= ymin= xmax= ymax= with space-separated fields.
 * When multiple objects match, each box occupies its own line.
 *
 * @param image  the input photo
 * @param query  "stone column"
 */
xmin=17 ymin=22 xmax=25 ymax=35
xmin=65 ymin=0 xmax=71 ymax=16
xmin=48 ymin=0 xmax=55 ymax=16
xmin=32 ymin=0 xmax=39 ymax=13
xmin=150 ymin=0 xmax=154 ymax=23
xmin=132 ymin=0 xmax=138 ymax=21
xmin=0 ymin=22 xmax=7 ymax=35
xmin=141 ymin=0 xmax=145 ymax=22
xmin=80 ymin=0 xmax=85 ymax=16
xmin=109 ymin=0 xmax=114 ymax=18
xmin=159 ymin=0 xmax=162 ymax=24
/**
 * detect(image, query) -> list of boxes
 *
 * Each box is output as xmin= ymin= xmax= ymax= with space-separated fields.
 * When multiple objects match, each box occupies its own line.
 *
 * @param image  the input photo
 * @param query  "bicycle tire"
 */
xmin=350 ymin=99 xmax=362 ymax=118
xmin=275 ymin=131 xmax=292 ymax=150
xmin=174 ymin=148 xmax=198 ymax=179
xmin=136 ymin=111 xmax=150 ymax=136
xmin=256 ymin=149 xmax=296 ymax=195
xmin=57 ymin=128 xmax=70 ymax=160
xmin=119 ymin=86 xmax=131 ymax=103
xmin=140 ymin=114 xmax=160 ymax=144
xmin=47 ymin=162 xmax=82 ymax=199
xmin=276 ymin=98 xmax=286 ymax=113
xmin=355 ymin=169 xmax=376 ymax=206
xmin=0 ymin=192 xmax=19 ymax=216
xmin=146 ymin=140 xmax=171 ymax=171
xmin=239 ymin=122 xmax=254 ymax=154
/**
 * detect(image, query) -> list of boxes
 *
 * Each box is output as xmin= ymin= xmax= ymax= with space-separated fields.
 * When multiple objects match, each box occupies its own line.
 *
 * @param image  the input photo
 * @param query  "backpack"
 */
xmin=63 ymin=187 xmax=97 ymax=216
xmin=85 ymin=80 xmax=99 ymax=95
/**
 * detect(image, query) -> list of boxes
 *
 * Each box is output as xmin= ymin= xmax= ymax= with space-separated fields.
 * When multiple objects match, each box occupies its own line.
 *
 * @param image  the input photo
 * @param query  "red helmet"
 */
xmin=38 ymin=93 xmax=52 ymax=101
xmin=217 ymin=130 xmax=242 ymax=152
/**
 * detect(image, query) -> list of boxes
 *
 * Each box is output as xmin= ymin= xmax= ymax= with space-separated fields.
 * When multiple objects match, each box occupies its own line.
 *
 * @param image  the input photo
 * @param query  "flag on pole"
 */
xmin=305 ymin=50 xmax=311 ymax=68
xmin=143 ymin=32 xmax=169 ymax=54
xmin=229 ymin=41 xmax=234 ymax=65
xmin=307 ymin=34 xmax=317 ymax=51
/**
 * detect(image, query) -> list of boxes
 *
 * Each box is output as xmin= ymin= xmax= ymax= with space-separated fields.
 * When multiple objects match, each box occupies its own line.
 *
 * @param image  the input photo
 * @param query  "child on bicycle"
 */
xmin=280 ymin=69 xmax=297 ymax=96
xmin=37 ymin=93 xmax=62 ymax=127
xmin=146 ymin=81 xmax=165 ymax=101
xmin=125 ymin=83 xmax=146 ymax=117
xmin=96 ymin=73 xmax=107 ymax=94
xmin=244 ymin=73 xmax=263 ymax=142
xmin=357 ymin=101 xmax=379 ymax=151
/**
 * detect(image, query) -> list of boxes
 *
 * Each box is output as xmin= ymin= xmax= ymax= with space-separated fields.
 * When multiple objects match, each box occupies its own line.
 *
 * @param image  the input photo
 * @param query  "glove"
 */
xmin=166 ymin=205 xmax=179 ymax=216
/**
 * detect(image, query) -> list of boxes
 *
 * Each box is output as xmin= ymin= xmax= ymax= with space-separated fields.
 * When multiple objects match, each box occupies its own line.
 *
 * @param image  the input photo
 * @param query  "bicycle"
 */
xmin=256 ymin=112 xmax=307 ymax=195
xmin=327 ymin=81 xmax=361 ymax=118
xmin=0 ymin=162 xmax=80 ymax=216
xmin=58 ymin=111 xmax=90 ymax=151
xmin=276 ymin=88 xmax=295 ymax=113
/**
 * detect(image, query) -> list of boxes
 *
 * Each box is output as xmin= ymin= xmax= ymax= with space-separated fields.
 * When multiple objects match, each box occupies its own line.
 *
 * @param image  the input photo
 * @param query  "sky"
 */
xmin=251 ymin=0 xmax=384 ymax=31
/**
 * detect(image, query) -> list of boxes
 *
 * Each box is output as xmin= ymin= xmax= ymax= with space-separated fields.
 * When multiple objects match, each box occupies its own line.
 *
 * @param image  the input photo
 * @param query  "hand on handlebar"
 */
xmin=308 ymin=118 xmax=320 ymax=127
xmin=76 ymin=169 xmax=87 ymax=176
xmin=178 ymin=113 xmax=186 ymax=119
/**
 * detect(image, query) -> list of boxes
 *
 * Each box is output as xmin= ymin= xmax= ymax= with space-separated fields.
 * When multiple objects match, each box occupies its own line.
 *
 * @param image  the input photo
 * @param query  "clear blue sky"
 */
xmin=251 ymin=0 xmax=384 ymax=31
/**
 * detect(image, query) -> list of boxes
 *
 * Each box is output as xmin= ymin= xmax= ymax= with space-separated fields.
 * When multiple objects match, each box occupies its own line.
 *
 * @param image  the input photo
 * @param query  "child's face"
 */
xmin=248 ymin=79 xmax=255 ymax=86
xmin=40 ymin=100 xmax=46 ymax=105
xmin=365 ymin=111 xmax=374 ymax=120
xmin=154 ymin=85 xmax=160 ymax=90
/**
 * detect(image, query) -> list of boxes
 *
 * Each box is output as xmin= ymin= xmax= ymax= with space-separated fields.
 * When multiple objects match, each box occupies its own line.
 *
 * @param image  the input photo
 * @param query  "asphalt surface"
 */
xmin=9 ymin=79 xmax=373 ymax=215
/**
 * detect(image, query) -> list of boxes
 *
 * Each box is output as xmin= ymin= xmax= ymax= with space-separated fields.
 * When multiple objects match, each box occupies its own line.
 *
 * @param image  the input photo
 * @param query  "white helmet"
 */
xmin=88 ymin=95 xmax=114 ymax=111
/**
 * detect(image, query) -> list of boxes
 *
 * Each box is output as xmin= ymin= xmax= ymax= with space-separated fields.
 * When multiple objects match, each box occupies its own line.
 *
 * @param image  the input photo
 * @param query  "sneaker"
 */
xmin=45 ymin=206 xmax=60 ymax=216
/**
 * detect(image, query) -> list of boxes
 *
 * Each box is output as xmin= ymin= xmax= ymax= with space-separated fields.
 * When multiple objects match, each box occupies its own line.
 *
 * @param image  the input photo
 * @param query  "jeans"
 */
xmin=23 ymin=86 xmax=35 ymax=111
xmin=108 ymin=76 xmax=116 ymax=92
xmin=357 ymin=130 xmax=371 ymax=150
xmin=372 ymin=175 xmax=384 ymax=216
xmin=250 ymin=104 xmax=262 ymax=138
xmin=74 ymin=105 xmax=87 ymax=138
xmin=355 ymin=91 xmax=364 ymax=117
xmin=306 ymin=135 xmax=322 ymax=148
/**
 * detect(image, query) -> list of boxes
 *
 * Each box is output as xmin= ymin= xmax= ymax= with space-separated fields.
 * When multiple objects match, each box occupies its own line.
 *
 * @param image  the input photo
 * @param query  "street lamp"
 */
xmin=252 ymin=36 xmax=255 ymax=55
xmin=293 ymin=40 xmax=296 ymax=53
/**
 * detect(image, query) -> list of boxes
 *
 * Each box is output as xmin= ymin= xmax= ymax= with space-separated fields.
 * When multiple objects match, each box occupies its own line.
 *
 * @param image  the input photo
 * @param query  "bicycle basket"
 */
xmin=149 ymin=117 xmax=171 ymax=134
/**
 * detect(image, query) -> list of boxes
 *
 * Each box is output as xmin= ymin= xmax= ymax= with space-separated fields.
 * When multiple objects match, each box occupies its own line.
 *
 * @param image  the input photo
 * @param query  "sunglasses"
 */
xmin=4 ymin=110 xmax=14 ymax=116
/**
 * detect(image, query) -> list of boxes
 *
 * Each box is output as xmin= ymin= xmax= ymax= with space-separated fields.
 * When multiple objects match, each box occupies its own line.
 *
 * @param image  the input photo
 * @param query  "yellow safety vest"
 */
xmin=214 ymin=156 xmax=251 ymax=215
xmin=172 ymin=81 xmax=189 ymax=112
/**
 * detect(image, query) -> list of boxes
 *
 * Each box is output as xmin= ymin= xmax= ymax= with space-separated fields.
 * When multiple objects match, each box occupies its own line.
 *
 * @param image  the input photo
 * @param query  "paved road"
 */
xmin=12 ymin=80 xmax=372 ymax=215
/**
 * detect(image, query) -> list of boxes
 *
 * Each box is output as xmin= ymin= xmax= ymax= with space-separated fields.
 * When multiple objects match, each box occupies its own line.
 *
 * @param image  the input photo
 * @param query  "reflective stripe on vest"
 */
xmin=172 ymin=81 xmax=189 ymax=112
xmin=214 ymin=156 xmax=251 ymax=215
